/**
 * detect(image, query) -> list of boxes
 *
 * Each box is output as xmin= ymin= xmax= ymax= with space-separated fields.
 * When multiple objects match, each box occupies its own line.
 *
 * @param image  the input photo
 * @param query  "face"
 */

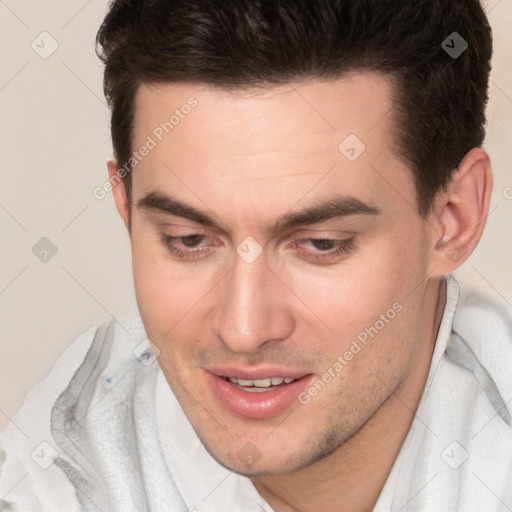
xmin=124 ymin=73 xmax=437 ymax=476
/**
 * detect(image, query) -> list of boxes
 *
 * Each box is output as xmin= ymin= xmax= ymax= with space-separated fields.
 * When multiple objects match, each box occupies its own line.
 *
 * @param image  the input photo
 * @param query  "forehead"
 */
xmin=130 ymin=73 xmax=415 ymax=229
xmin=133 ymin=72 xmax=396 ymax=151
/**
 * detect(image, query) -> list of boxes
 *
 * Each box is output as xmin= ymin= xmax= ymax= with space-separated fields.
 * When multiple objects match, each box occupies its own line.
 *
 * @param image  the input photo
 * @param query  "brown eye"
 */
xmin=160 ymin=233 xmax=214 ymax=261
xmin=293 ymin=237 xmax=355 ymax=263
xmin=308 ymin=239 xmax=339 ymax=251
xmin=181 ymin=234 xmax=207 ymax=247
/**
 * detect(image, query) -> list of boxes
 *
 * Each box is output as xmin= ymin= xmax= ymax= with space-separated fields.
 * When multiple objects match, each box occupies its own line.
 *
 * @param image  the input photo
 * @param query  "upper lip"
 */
xmin=206 ymin=366 xmax=310 ymax=380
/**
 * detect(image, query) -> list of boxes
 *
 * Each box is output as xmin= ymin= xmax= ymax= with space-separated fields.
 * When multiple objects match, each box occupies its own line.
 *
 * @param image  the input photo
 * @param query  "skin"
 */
xmin=108 ymin=72 xmax=492 ymax=512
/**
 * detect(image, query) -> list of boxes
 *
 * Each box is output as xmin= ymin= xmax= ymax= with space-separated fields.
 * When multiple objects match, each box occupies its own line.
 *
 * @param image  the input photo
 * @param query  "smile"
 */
xmin=206 ymin=370 xmax=313 ymax=419
xmin=226 ymin=376 xmax=298 ymax=390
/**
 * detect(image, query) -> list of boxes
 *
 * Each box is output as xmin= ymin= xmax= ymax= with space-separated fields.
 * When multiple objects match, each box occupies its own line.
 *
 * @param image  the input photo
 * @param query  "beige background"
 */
xmin=0 ymin=0 xmax=511 ymax=430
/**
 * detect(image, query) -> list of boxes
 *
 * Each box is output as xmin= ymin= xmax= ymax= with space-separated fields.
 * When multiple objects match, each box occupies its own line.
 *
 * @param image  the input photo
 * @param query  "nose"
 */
xmin=211 ymin=247 xmax=295 ymax=353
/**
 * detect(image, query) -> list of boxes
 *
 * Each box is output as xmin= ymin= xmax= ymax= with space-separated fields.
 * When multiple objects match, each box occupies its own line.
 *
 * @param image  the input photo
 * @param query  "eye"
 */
xmin=159 ymin=232 xmax=355 ymax=263
xmin=292 ymin=237 xmax=355 ymax=262
xmin=160 ymin=233 xmax=214 ymax=260
xmin=178 ymin=234 xmax=206 ymax=247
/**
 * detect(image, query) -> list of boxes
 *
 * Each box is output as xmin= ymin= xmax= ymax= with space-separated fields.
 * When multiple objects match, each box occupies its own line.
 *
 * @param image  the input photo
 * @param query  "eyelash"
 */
xmin=160 ymin=233 xmax=355 ymax=263
xmin=292 ymin=237 xmax=355 ymax=261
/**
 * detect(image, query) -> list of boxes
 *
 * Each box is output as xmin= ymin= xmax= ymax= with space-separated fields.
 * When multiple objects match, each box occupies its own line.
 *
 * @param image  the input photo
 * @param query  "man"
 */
xmin=1 ymin=0 xmax=511 ymax=511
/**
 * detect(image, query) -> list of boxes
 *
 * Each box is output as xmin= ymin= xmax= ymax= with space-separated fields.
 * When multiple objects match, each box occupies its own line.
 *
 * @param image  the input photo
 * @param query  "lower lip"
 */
xmin=206 ymin=372 xmax=314 ymax=420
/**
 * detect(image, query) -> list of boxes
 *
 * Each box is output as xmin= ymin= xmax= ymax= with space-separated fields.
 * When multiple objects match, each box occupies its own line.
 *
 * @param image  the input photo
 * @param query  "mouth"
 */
xmin=205 ymin=369 xmax=314 ymax=419
xmin=224 ymin=375 xmax=301 ymax=392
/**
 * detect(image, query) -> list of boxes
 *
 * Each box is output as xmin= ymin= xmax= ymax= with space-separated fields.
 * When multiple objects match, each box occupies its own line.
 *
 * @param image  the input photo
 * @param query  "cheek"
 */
xmin=131 ymin=236 xmax=210 ymax=339
xmin=286 ymin=237 xmax=420 ymax=339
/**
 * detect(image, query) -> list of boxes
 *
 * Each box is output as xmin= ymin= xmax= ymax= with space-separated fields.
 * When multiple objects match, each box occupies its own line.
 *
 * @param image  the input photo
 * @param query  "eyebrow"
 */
xmin=136 ymin=191 xmax=381 ymax=233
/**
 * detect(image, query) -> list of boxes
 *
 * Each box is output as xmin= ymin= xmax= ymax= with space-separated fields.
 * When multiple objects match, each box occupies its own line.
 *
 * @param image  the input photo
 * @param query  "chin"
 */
xmin=197 ymin=426 xmax=346 ymax=478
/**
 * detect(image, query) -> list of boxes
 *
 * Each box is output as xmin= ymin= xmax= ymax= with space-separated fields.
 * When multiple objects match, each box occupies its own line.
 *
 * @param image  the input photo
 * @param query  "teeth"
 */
xmin=253 ymin=378 xmax=272 ymax=387
xmin=227 ymin=376 xmax=298 ymax=388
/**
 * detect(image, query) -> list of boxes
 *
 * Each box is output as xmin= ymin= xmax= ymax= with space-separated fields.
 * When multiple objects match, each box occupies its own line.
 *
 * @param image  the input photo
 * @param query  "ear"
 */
xmin=107 ymin=159 xmax=130 ymax=230
xmin=427 ymin=147 xmax=492 ymax=275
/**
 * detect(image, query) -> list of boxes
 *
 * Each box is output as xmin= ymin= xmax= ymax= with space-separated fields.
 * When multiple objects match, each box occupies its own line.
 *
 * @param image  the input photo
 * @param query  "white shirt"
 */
xmin=1 ymin=274 xmax=511 ymax=511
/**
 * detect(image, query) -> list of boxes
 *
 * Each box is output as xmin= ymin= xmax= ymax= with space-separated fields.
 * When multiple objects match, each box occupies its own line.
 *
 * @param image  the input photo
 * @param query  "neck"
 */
xmin=252 ymin=278 xmax=447 ymax=512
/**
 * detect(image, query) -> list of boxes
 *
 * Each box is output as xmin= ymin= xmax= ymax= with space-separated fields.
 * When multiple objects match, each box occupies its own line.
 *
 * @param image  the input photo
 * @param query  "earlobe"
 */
xmin=107 ymin=159 xmax=131 ymax=230
xmin=428 ymin=147 xmax=492 ymax=274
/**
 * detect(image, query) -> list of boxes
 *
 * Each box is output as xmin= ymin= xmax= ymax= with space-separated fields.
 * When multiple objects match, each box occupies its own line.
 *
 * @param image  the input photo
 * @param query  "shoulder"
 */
xmin=453 ymin=275 xmax=512 ymax=354
xmin=0 ymin=304 xmax=143 ymax=511
xmin=0 ymin=323 xmax=97 ymax=511
xmin=451 ymin=274 xmax=512 ymax=413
